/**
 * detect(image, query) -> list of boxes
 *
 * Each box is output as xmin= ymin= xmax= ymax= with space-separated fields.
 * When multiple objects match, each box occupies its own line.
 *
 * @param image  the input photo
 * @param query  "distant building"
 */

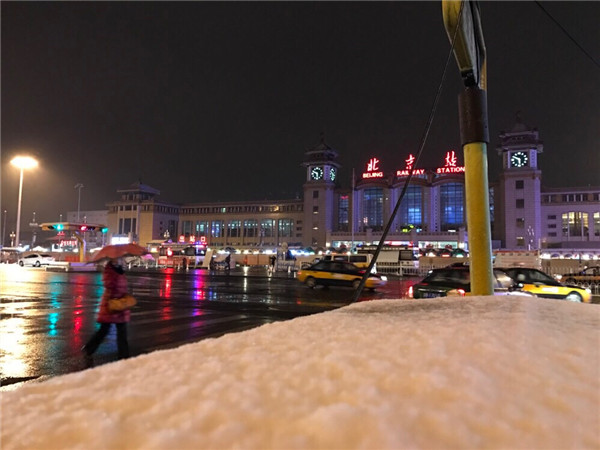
xmin=103 ymin=116 xmax=600 ymax=258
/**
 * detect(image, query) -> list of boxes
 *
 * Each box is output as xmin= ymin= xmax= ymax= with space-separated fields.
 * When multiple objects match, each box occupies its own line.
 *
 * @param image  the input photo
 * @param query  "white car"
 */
xmin=18 ymin=253 xmax=55 ymax=267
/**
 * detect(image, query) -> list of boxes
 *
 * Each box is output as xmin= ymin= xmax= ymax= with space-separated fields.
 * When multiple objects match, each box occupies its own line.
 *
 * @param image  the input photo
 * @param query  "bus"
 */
xmin=357 ymin=244 xmax=420 ymax=275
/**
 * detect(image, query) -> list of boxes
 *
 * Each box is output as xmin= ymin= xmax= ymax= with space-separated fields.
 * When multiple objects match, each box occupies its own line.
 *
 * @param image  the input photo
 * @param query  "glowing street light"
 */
xmin=10 ymin=155 xmax=38 ymax=248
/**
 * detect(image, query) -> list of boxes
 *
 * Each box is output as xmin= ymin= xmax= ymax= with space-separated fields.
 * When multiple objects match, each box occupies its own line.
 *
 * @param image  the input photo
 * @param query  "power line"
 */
xmin=534 ymin=1 xmax=600 ymax=70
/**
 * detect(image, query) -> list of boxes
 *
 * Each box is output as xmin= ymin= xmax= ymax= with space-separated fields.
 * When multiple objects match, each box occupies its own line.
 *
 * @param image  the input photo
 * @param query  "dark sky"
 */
xmin=2 ymin=1 xmax=599 ymax=228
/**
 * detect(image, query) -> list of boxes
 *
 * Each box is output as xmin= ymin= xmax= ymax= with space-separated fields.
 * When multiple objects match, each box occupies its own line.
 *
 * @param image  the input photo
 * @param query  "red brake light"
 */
xmin=457 ymin=289 xmax=466 ymax=296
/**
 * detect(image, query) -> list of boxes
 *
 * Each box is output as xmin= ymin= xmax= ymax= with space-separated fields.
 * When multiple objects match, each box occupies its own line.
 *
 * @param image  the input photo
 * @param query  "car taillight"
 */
xmin=408 ymin=286 xmax=413 ymax=298
xmin=457 ymin=289 xmax=466 ymax=296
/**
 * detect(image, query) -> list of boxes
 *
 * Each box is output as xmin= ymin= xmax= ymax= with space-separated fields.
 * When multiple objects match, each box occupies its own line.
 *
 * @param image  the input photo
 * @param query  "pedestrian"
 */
xmin=82 ymin=259 xmax=131 ymax=367
xmin=270 ymin=254 xmax=276 ymax=271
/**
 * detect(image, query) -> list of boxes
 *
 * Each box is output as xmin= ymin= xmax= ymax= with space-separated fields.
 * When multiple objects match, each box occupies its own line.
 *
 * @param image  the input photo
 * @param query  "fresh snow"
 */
xmin=2 ymin=296 xmax=599 ymax=449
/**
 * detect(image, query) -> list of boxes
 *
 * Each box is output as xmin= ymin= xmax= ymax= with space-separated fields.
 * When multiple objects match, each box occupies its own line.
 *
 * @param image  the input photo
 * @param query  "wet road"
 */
xmin=0 ymin=265 xmax=414 ymax=388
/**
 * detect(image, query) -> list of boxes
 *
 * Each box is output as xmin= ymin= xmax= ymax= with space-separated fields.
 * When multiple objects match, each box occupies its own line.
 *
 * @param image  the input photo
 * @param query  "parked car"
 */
xmin=559 ymin=266 xmax=600 ymax=287
xmin=409 ymin=266 xmax=534 ymax=299
xmin=297 ymin=260 xmax=387 ymax=290
xmin=18 ymin=253 xmax=55 ymax=267
xmin=501 ymin=267 xmax=592 ymax=303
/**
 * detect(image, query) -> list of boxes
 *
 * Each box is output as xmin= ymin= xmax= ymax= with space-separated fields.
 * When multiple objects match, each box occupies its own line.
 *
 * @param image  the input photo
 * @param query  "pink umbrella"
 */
xmin=89 ymin=244 xmax=148 ymax=262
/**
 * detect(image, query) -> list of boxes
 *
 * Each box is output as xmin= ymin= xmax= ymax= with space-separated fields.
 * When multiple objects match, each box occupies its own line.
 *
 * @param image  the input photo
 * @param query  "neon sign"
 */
xmin=396 ymin=153 xmax=425 ymax=177
xmin=362 ymin=157 xmax=384 ymax=179
xmin=436 ymin=150 xmax=465 ymax=174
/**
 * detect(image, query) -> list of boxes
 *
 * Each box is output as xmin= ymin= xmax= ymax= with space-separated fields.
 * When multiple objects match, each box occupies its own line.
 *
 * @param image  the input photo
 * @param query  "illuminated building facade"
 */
xmin=103 ymin=117 xmax=600 ymax=256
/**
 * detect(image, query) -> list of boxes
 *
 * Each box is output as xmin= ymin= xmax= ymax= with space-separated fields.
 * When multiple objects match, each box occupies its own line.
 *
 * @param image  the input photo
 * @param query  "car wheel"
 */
xmin=19 ymin=261 xmax=24 ymax=267
xmin=35 ymin=261 xmax=41 ymax=267
xmin=305 ymin=277 xmax=317 ymax=288
xmin=565 ymin=292 xmax=582 ymax=302
xmin=564 ymin=278 xmax=576 ymax=285
xmin=352 ymin=279 xmax=361 ymax=290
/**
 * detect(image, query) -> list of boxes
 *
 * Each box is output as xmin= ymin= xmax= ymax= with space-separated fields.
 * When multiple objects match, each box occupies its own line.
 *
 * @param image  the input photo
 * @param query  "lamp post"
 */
xmin=75 ymin=183 xmax=84 ymax=221
xmin=10 ymin=156 xmax=38 ymax=249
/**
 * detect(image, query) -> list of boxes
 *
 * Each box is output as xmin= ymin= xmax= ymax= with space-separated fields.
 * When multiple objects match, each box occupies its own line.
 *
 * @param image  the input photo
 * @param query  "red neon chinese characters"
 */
xmin=362 ymin=157 xmax=384 ymax=179
xmin=396 ymin=153 xmax=425 ymax=177
xmin=436 ymin=150 xmax=465 ymax=174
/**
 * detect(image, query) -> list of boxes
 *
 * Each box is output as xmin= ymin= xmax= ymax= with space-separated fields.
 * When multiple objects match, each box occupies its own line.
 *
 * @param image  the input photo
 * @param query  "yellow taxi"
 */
xmin=501 ymin=267 xmax=592 ymax=303
xmin=297 ymin=260 xmax=387 ymax=290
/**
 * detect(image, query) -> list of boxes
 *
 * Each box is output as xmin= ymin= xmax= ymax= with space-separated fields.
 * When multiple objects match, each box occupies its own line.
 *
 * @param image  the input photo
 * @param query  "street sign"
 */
xmin=442 ymin=0 xmax=486 ymax=88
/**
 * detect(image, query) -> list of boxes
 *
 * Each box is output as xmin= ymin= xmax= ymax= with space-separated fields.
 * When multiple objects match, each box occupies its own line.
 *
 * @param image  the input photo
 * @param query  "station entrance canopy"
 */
xmin=39 ymin=222 xmax=108 ymax=262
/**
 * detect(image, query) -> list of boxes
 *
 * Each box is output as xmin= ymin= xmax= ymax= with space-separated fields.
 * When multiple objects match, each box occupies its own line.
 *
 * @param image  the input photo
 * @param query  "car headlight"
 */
xmin=585 ymin=288 xmax=591 ymax=294
xmin=380 ymin=276 xmax=388 ymax=281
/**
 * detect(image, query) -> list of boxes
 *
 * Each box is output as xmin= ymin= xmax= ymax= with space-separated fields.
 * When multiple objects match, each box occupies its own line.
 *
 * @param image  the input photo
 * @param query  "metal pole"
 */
xmin=15 ymin=168 xmax=24 ymax=248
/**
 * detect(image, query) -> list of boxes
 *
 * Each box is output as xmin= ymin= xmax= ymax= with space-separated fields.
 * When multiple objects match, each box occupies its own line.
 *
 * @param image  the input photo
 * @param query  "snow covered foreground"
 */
xmin=2 ymin=296 xmax=599 ymax=450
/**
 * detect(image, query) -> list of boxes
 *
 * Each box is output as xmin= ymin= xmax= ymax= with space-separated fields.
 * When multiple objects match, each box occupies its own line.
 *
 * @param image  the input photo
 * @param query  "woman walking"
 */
xmin=82 ymin=259 xmax=131 ymax=367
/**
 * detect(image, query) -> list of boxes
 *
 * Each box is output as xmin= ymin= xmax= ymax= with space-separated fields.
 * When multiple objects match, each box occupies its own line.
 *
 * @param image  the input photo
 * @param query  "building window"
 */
xmin=362 ymin=188 xmax=384 ymax=231
xmin=515 ymin=180 xmax=524 ymax=189
xmin=399 ymin=185 xmax=422 ymax=228
xmin=562 ymin=212 xmax=589 ymax=238
xmin=261 ymin=219 xmax=275 ymax=238
xmin=516 ymin=199 xmax=525 ymax=209
xmin=278 ymin=219 xmax=294 ymax=237
xmin=594 ymin=212 xmax=600 ymax=236
xmin=338 ymin=195 xmax=349 ymax=231
xmin=548 ymin=224 xmax=556 ymax=229
xmin=195 ymin=221 xmax=209 ymax=238
xmin=516 ymin=218 xmax=525 ymax=228
xmin=181 ymin=220 xmax=193 ymax=236
xmin=547 ymin=215 xmax=556 ymax=220
xmin=548 ymin=232 xmax=557 ymax=237
xmin=228 ymin=220 xmax=242 ymax=238
xmin=440 ymin=183 xmax=464 ymax=231
xmin=313 ymin=190 xmax=319 ymax=199
xmin=313 ymin=206 xmax=319 ymax=214
xmin=211 ymin=220 xmax=223 ymax=238
xmin=516 ymin=237 xmax=525 ymax=246
xmin=244 ymin=220 xmax=258 ymax=238
xmin=118 ymin=218 xmax=136 ymax=235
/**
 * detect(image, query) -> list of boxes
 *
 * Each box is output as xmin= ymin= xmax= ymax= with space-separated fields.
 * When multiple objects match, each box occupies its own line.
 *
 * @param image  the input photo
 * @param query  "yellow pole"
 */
xmin=443 ymin=1 xmax=494 ymax=295
xmin=463 ymin=141 xmax=494 ymax=295
xmin=75 ymin=233 xmax=86 ymax=262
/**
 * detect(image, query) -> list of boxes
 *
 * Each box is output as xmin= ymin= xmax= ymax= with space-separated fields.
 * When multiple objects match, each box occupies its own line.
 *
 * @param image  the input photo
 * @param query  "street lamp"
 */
xmin=10 ymin=156 xmax=38 ymax=248
xmin=75 ymin=183 xmax=84 ymax=221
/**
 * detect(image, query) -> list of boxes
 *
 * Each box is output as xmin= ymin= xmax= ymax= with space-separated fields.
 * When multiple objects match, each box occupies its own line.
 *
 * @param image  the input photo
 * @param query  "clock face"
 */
xmin=310 ymin=166 xmax=324 ymax=180
xmin=510 ymin=151 xmax=529 ymax=168
xmin=329 ymin=167 xmax=336 ymax=181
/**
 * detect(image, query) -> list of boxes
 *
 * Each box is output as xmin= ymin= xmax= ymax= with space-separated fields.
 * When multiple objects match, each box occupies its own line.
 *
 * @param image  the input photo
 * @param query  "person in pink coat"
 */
xmin=82 ymin=259 xmax=131 ymax=366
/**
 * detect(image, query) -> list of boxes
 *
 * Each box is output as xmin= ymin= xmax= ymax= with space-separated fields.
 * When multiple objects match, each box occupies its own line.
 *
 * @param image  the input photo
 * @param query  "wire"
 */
xmin=534 ymin=1 xmax=600 ymax=70
xmin=350 ymin=0 xmax=466 ymax=303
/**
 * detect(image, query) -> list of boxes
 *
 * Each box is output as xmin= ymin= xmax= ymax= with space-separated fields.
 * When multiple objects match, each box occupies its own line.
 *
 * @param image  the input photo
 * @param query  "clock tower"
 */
xmin=302 ymin=135 xmax=341 ymax=247
xmin=496 ymin=113 xmax=544 ymax=249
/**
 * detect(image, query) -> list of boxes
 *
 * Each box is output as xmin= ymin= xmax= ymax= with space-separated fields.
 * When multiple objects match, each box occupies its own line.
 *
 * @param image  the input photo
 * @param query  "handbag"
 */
xmin=108 ymin=294 xmax=137 ymax=312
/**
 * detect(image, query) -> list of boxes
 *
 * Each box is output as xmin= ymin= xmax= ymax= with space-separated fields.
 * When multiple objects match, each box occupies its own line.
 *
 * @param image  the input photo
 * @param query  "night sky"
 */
xmin=2 ymin=1 xmax=599 ymax=231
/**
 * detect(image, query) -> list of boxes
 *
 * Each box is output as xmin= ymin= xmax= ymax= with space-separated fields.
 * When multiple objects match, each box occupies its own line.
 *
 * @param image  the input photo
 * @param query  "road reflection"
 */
xmin=0 ymin=265 xmax=417 ymax=386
